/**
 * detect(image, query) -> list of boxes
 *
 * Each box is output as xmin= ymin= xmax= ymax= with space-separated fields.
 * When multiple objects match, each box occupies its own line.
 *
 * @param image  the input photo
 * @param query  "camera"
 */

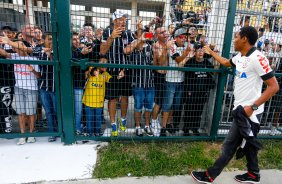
xmin=85 ymin=42 xmax=92 ymax=47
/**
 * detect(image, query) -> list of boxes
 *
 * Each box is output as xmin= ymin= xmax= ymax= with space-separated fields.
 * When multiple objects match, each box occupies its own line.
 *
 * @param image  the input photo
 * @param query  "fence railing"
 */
xmin=0 ymin=0 xmax=281 ymax=144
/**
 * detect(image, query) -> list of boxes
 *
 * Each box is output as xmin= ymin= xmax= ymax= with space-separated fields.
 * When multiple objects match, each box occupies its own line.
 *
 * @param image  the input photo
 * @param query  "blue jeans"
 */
xmin=162 ymin=82 xmax=183 ymax=112
xmin=74 ymin=88 xmax=83 ymax=132
xmin=133 ymin=87 xmax=155 ymax=112
xmin=84 ymin=106 xmax=103 ymax=135
xmin=39 ymin=90 xmax=57 ymax=132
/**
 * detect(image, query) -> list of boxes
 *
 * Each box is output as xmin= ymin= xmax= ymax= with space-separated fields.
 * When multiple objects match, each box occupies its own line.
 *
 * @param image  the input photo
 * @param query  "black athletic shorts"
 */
xmin=154 ymin=72 xmax=166 ymax=106
xmin=105 ymin=71 xmax=132 ymax=100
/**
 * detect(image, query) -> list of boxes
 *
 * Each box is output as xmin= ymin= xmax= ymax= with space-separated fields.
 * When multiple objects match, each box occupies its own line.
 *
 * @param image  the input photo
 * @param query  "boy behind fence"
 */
xmin=82 ymin=60 xmax=124 ymax=136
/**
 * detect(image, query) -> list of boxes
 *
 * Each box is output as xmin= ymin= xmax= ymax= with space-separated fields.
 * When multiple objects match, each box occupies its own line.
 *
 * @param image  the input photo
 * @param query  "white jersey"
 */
xmin=12 ymin=54 xmax=40 ymax=91
xmin=231 ymin=47 xmax=273 ymax=115
xmin=166 ymin=44 xmax=185 ymax=83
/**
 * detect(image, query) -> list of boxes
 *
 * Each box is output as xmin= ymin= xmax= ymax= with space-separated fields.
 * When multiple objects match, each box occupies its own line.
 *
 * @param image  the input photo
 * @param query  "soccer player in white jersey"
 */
xmin=191 ymin=26 xmax=279 ymax=184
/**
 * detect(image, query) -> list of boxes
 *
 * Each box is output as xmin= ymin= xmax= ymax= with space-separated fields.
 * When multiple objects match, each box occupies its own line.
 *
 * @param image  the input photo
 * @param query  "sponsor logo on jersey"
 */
xmin=91 ymin=83 xmax=103 ymax=87
xmin=235 ymin=70 xmax=247 ymax=78
xmin=257 ymin=55 xmax=270 ymax=73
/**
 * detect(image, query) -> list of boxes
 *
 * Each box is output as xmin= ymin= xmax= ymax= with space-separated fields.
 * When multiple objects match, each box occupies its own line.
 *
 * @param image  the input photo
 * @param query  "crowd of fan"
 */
xmin=0 ymin=2 xmax=282 ymax=145
xmin=170 ymin=1 xmax=211 ymax=26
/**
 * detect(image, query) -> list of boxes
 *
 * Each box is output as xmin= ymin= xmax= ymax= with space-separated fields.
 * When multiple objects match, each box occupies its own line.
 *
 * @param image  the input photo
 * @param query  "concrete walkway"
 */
xmin=1 ymin=137 xmax=281 ymax=184
xmin=45 ymin=170 xmax=282 ymax=184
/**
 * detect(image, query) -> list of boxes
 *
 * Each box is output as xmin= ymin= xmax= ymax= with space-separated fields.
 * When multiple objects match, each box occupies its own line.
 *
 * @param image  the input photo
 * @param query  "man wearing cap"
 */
xmin=100 ymin=10 xmax=134 ymax=136
xmin=160 ymin=27 xmax=192 ymax=136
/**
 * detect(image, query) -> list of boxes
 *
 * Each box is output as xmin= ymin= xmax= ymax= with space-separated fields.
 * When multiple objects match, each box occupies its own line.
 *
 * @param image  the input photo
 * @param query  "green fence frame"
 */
xmin=0 ymin=0 xmax=281 ymax=144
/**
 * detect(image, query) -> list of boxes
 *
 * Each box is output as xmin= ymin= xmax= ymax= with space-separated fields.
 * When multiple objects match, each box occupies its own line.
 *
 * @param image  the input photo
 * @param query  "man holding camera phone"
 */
xmin=124 ymin=20 xmax=155 ymax=137
xmin=100 ymin=10 xmax=134 ymax=136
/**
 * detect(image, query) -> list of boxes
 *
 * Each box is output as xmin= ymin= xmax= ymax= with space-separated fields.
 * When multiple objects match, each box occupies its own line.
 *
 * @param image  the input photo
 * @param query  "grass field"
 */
xmin=93 ymin=140 xmax=282 ymax=178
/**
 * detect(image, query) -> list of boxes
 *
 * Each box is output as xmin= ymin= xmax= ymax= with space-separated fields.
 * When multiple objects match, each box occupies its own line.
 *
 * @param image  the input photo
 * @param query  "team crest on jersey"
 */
xmin=242 ymin=58 xmax=250 ymax=68
xmin=145 ymin=51 xmax=151 ymax=57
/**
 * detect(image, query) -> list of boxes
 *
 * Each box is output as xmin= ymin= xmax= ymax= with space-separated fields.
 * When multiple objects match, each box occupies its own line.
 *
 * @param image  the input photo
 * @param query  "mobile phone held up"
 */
xmin=144 ymin=32 xmax=153 ymax=39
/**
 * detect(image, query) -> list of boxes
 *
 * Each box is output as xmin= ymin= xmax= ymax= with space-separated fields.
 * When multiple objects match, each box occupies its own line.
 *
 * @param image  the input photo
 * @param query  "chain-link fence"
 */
xmin=0 ymin=0 xmax=281 ymax=144
xmin=0 ymin=0 xmax=61 ymax=144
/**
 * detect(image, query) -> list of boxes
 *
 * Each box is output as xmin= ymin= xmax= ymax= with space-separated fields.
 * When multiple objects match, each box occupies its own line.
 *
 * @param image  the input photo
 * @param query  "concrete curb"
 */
xmin=44 ymin=170 xmax=282 ymax=184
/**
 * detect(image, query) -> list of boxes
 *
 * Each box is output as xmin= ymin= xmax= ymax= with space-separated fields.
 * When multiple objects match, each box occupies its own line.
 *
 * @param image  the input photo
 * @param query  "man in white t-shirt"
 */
xmin=191 ymin=26 xmax=279 ymax=184
xmin=0 ymin=40 xmax=40 ymax=145
xmin=160 ymin=27 xmax=191 ymax=136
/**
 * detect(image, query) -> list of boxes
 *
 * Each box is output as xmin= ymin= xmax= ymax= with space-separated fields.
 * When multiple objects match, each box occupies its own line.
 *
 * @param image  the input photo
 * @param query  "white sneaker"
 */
xmin=151 ymin=120 xmax=161 ymax=137
xmin=270 ymin=127 xmax=276 ymax=136
xmin=17 ymin=138 xmax=26 ymax=145
xmin=27 ymin=137 xmax=36 ymax=143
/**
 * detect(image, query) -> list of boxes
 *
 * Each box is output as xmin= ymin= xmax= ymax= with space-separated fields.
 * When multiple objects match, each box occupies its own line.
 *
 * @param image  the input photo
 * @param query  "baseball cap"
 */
xmin=1 ymin=25 xmax=12 ymax=31
xmin=174 ymin=27 xmax=188 ymax=37
xmin=112 ymin=10 xmax=129 ymax=21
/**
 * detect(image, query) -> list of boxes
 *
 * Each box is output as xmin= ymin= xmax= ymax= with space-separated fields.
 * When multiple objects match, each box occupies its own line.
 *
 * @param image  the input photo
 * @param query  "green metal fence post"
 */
xmin=55 ymin=0 xmax=75 ymax=144
xmin=210 ymin=0 xmax=237 ymax=140
xmin=50 ymin=0 xmax=64 ymax=141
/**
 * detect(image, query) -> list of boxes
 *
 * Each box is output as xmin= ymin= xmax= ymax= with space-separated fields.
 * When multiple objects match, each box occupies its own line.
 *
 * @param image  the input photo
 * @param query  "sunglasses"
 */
xmin=177 ymin=35 xmax=187 ymax=39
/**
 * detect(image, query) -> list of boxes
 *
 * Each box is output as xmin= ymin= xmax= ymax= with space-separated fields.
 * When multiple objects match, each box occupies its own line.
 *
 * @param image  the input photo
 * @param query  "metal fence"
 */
xmin=0 ymin=0 xmax=281 ymax=145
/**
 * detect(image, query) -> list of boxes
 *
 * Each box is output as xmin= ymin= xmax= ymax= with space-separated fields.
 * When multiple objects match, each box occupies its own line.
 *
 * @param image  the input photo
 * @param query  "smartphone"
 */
xmin=85 ymin=42 xmax=92 ymax=47
xmin=144 ymin=32 xmax=153 ymax=39
xmin=205 ymin=38 xmax=208 ymax=44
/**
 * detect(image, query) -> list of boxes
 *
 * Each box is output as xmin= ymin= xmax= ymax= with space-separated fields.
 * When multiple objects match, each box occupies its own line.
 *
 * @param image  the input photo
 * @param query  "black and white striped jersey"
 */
xmin=101 ymin=28 xmax=134 ymax=74
xmin=128 ymin=42 xmax=154 ymax=88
